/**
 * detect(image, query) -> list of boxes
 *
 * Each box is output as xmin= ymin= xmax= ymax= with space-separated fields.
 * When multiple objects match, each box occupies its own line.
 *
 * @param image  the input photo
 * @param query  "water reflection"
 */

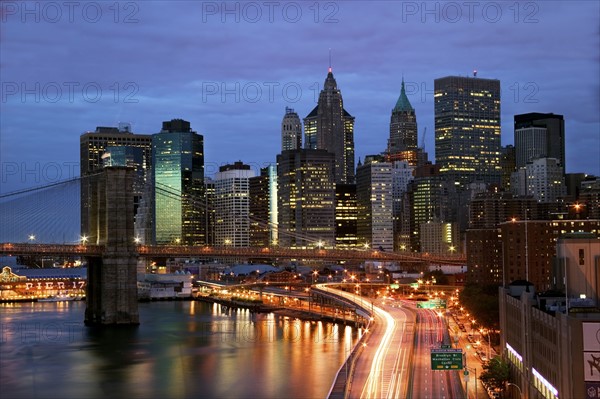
xmin=1 ymin=301 xmax=359 ymax=399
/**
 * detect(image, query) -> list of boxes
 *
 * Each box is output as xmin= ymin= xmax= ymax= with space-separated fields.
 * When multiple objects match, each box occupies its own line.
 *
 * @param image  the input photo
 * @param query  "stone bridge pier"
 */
xmin=84 ymin=166 xmax=139 ymax=326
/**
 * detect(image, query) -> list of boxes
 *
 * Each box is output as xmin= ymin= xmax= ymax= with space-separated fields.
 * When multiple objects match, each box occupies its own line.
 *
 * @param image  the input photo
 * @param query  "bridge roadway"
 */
xmin=0 ymin=243 xmax=466 ymax=265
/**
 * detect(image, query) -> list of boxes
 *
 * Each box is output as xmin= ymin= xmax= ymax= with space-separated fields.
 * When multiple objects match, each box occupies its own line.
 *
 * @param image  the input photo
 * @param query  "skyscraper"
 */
xmin=335 ymin=184 xmax=358 ymax=249
xmin=434 ymin=75 xmax=502 ymax=186
xmin=388 ymin=79 xmax=418 ymax=161
xmin=304 ymin=67 xmax=355 ymax=184
xmin=281 ymin=107 xmax=302 ymax=151
xmin=356 ymin=155 xmax=394 ymax=252
xmin=249 ymin=166 xmax=278 ymax=247
xmin=152 ymin=119 xmax=204 ymax=245
xmin=214 ymin=162 xmax=255 ymax=247
xmin=80 ymin=124 xmax=152 ymax=244
xmin=514 ymin=112 xmax=565 ymax=170
xmin=277 ymin=149 xmax=335 ymax=248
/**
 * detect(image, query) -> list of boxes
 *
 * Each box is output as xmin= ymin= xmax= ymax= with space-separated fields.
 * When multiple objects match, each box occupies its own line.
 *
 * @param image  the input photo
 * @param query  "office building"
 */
xmin=501 ymin=145 xmax=516 ymax=191
xmin=500 ymin=219 xmax=599 ymax=291
xmin=420 ymin=221 xmax=460 ymax=255
xmin=152 ymin=119 xmax=204 ymax=245
xmin=388 ymin=79 xmax=418 ymax=160
xmin=514 ymin=112 xmax=565 ymax=171
xmin=335 ymin=184 xmax=358 ymax=249
xmin=304 ymin=67 xmax=355 ymax=184
xmin=356 ymin=155 xmax=394 ymax=252
xmin=434 ymin=75 xmax=502 ymax=187
xmin=281 ymin=107 xmax=302 ymax=151
xmin=214 ymin=162 xmax=255 ymax=247
xmin=499 ymin=233 xmax=600 ymax=399
xmin=249 ymin=166 xmax=278 ymax=247
xmin=405 ymin=163 xmax=445 ymax=251
xmin=512 ymin=158 xmax=567 ymax=203
xmin=277 ymin=149 xmax=335 ymax=248
xmin=391 ymin=161 xmax=414 ymax=250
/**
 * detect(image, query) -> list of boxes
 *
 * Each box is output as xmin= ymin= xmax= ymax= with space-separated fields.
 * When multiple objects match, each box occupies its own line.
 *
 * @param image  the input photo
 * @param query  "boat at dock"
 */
xmin=38 ymin=293 xmax=76 ymax=302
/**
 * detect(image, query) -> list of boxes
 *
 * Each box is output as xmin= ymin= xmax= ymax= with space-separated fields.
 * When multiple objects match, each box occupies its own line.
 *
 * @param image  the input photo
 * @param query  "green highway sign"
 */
xmin=390 ymin=284 xmax=400 ymax=289
xmin=417 ymin=299 xmax=447 ymax=309
xmin=430 ymin=349 xmax=463 ymax=370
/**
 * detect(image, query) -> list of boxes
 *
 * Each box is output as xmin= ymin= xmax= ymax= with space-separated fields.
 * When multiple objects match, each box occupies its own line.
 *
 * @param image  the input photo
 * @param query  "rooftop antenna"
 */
xmin=328 ymin=48 xmax=332 ymax=73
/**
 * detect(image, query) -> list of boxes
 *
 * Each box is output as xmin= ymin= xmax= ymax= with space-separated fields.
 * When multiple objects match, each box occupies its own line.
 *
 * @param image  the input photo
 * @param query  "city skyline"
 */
xmin=1 ymin=1 xmax=599 ymax=194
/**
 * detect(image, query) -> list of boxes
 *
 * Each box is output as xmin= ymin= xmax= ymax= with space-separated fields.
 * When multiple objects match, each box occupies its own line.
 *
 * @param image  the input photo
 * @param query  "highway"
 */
xmin=319 ymin=286 xmax=416 ymax=399
xmin=407 ymin=305 xmax=464 ymax=399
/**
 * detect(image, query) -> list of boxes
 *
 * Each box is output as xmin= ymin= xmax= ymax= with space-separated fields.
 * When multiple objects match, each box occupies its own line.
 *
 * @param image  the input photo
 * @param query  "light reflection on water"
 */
xmin=1 ymin=301 xmax=359 ymax=399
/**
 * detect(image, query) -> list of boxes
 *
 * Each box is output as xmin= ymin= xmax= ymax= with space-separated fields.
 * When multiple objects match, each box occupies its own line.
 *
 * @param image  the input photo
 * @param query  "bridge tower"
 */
xmin=85 ymin=166 xmax=139 ymax=325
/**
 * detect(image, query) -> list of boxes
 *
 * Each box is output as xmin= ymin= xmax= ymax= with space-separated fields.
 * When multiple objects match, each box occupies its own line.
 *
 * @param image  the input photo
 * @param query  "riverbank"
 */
xmin=195 ymin=295 xmax=367 ymax=327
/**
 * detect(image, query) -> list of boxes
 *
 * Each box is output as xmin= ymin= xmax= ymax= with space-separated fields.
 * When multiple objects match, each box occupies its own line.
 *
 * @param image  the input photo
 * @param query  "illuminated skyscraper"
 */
xmin=434 ymin=75 xmax=501 ymax=186
xmin=304 ymin=67 xmax=355 ymax=184
xmin=356 ymin=155 xmax=394 ymax=252
xmin=214 ymin=162 xmax=255 ymax=247
xmin=277 ymin=149 xmax=335 ymax=248
xmin=152 ymin=119 xmax=204 ymax=245
xmin=335 ymin=184 xmax=358 ymax=249
xmin=281 ymin=107 xmax=302 ymax=151
xmin=249 ymin=166 xmax=278 ymax=247
xmin=388 ymin=79 xmax=418 ymax=162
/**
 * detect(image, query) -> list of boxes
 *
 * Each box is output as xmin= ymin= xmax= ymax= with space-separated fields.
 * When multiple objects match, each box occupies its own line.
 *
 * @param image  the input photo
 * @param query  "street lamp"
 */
xmin=80 ymin=235 xmax=88 ymax=245
xmin=28 ymin=234 xmax=36 ymax=242
xmin=506 ymin=382 xmax=522 ymax=398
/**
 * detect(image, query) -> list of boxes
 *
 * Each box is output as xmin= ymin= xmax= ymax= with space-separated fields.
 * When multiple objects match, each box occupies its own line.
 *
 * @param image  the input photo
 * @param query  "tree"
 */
xmin=458 ymin=283 xmax=500 ymax=331
xmin=479 ymin=356 xmax=510 ymax=391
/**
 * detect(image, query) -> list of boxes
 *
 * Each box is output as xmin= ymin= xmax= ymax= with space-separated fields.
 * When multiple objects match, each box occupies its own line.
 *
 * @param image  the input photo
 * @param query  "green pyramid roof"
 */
xmin=393 ymin=79 xmax=414 ymax=112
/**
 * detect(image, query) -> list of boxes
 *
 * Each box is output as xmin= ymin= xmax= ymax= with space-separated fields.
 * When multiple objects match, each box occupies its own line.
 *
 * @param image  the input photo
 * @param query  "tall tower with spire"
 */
xmin=303 ymin=66 xmax=355 ymax=184
xmin=386 ymin=78 xmax=422 ymax=167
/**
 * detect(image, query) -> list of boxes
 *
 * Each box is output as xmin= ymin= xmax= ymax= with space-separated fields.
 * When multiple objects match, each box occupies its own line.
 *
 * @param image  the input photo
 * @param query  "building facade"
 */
xmin=214 ymin=162 xmax=255 ymax=247
xmin=335 ymin=183 xmax=358 ymax=249
xmin=512 ymin=158 xmax=567 ymax=203
xmin=277 ymin=149 xmax=336 ymax=248
xmin=249 ymin=166 xmax=278 ymax=247
xmin=281 ymin=107 xmax=302 ymax=151
xmin=499 ymin=233 xmax=600 ymax=399
xmin=152 ymin=119 xmax=204 ymax=245
xmin=303 ymin=67 xmax=355 ymax=184
xmin=514 ymin=112 xmax=565 ymax=171
xmin=356 ymin=155 xmax=394 ymax=252
xmin=388 ymin=79 xmax=418 ymax=155
xmin=434 ymin=75 xmax=502 ymax=187
xmin=501 ymin=220 xmax=600 ymax=291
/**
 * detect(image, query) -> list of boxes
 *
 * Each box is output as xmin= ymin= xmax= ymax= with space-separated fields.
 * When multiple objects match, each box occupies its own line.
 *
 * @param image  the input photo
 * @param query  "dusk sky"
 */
xmin=1 ymin=1 xmax=599 ymax=194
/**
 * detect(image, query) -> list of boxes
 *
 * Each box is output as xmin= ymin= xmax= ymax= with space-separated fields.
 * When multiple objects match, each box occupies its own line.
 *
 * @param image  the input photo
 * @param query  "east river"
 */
xmin=0 ymin=301 xmax=360 ymax=399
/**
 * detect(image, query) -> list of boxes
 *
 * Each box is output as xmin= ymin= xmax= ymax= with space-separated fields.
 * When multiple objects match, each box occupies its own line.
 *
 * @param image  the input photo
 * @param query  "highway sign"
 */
xmin=417 ymin=299 xmax=447 ymax=309
xmin=430 ymin=349 xmax=463 ymax=370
